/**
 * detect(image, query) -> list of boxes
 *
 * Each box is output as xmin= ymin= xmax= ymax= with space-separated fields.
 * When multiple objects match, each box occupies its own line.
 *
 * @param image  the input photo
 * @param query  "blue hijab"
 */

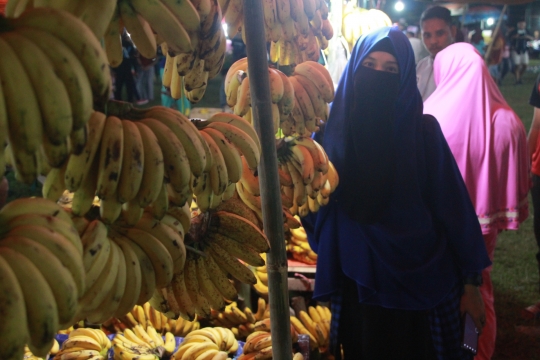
xmin=305 ymin=27 xmax=490 ymax=309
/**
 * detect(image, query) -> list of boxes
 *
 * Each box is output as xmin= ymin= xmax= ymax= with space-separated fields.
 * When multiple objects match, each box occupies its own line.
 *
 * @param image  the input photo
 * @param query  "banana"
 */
xmin=0 ymin=247 xmax=57 ymax=357
xmin=166 ymin=202 xmax=192 ymax=233
xmin=276 ymin=70 xmax=295 ymax=116
xmin=0 ymin=252 xmax=28 ymax=360
xmin=207 ymin=242 xmax=257 ymax=285
xmin=78 ymin=235 xmax=120 ymax=315
xmin=184 ymin=58 xmax=207 ymax=92
xmin=195 ymin=255 xmax=226 ymax=310
xmin=132 ymin=212 xmax=186 ymax=273
xmin=160 ymin=213 xmax=185 ymax=236
xmin=140 ymin=118 xmax=191 ymax=199
xmin=286 ymin=160 xmax=307 ymax=207
xmin=162 ymin=48 xmax=175 ymax=89
xmin=0 ymin=35 xmax=43 ymax=154
xmin=289 ymin=76 xmax=316 ymax=132
xmin=0 ymin=197 xmax=73 ymax=226
xmin=203 ymin=127 xmax=243 ymax=183
xmin=170 ymin=270 xmax=197 ymax=320
xmin=290 ymin=316 xmax=317 ymax=349
xmin=96 ymin=115 xmax=124 ymax=200
xmin=298 ymin=311 xmax=323 ymax=346
xmin=268 ymin=67 xmax=285 ymax=103
xmin=208 ymin=232 xmax=265 ymax=267
xmin=70 ymin=328 xmax=110 ymax=349
xmin=203 ymin=252 xmax=238 ymax=301
xmin=184 ymin=255 xmax=212 ymax=318
xmin=70 ymin=124 xmax=88 ymax=156
xmin=42 ymin=165 xmax=67 ymax=202
xmin=112 ymin=235 xmax=143 ymax=318
xmin=209 ymin=211 xmax=270 ymax=253
xmin=181 ymin=341 xmax=219 ymax=360
xmin=225 ymin=70 xmax=244 ymax=108
xmin=133 ymin=122 xmax=165 ymax=207
xmin=203 ymin=112 xmax=261 ymax=154
xmin=224 ymin=0 xmax=242 ymax=37
xmin=13 ymin=7 xmax=112 ymax=98
xmin=293 ymin=137 xmax=328 ymax=174
xmin=294 ymin=74 xmax=326 ymax=120
xmin=233 ymin=76 xmax=251 ymax=116
xmin=104 ymin=4 xmax=123 ymax=67
xmin=41 ymin=135 xmax=70 ymax=169
xmin=129 ymin=0 xmax=192 ymax=55
xmin=195 ymin=173 xmax=214 ymax=213
xmin=15 ymin=27 xmax=93 ymax=132
xmin=321 ymin=18 xmax=333 ymax=40
xmin=148 ymin=183 xmax=169 ymax=220
xmin=290 ymin=143 xmax=315 ymax=185
xmin=71 ymin=159 xmax=99 ymax=217
xmin=199 ymin=130 xmax=229 ymax=196
xmin=0 ymin=235 xmax=78 ymax=328
xmin=205 ymin=122 xmax=260 ymax=170
xmin=112 ymin=227 xmax=173 ymax=288
xmin=116 ymin=120 xmax=145 ymax=203
xmin=224 ymin=58 xmax=248 ymax=96
xmin=140 ymin=107 xmax=207 ymax=177
xmin=3 ymin=213 xmax=82 ymax=255
xmin=161 ymin=0 xmax=201 ymax=33
xmin=293 ymin=61 xmax=334 ymax=102
xmin=65 ymin=111 xmax=107 ymax=191
xmin=119 ymin=0 xmax=157 ymax=59
xmin=100 ymin=197 xmax=123 ymax=224
xmin=170 ymin=67 xmax=184 ymax=100
xmin=81 ymin=219 xmax=109 ymax=271
xmin=262 ymin=0 xmax=277 ymax=30
xmin=87 ymin=241 xmax=127 ymax=324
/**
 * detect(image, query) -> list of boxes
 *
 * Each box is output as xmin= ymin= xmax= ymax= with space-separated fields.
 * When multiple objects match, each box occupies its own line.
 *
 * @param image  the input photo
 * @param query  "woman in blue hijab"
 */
xmin=303 ymin=27 xmax=491 ymax=359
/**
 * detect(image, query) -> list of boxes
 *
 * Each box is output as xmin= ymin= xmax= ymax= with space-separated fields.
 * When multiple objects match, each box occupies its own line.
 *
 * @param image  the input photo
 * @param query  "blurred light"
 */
xmin=222 ymin=23 xmax=228 ymax=38
xmin=487 ymin=18 xmax=495 ymax=26
xmin=395 ymin=1 xmax=404 ymax=12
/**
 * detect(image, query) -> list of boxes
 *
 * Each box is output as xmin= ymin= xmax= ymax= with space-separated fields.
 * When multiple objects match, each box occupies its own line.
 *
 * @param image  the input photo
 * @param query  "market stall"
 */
xmin=0 ymin=0 xmax=338 ymax=359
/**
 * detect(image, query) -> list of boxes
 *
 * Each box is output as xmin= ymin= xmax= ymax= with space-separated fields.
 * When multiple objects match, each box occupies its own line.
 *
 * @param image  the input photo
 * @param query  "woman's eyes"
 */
xmin=385 ymin=66 xmax=399 ymax=73
xmin=361 ymin=60 xmax=399 ymax=74
xmin=362 ymin=60 xmax=375 ymax=68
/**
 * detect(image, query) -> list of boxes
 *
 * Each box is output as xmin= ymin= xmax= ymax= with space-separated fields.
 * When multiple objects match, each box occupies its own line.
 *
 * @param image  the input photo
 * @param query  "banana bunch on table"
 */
xmin=286 ymin=225 xmax=317 ymax=265
xmin=210 ymin=302 xmax=257 ymax=339
xmin=23 ymin=340 xmax=59 ymax=360
xmin=53 ymin=328 xmax=112 ymax=360
xmin=112 ymin=323 xmax=175 ymax=360
xmin=290 ymin=306 xmax=331 ymax=351
xmin=171 ymin=327 xmax=238 ymax=360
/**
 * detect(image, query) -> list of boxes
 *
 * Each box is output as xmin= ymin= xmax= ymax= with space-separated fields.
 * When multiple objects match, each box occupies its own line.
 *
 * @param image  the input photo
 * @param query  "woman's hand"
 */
xmin=460 ymin=284 xmax=486 ymax=334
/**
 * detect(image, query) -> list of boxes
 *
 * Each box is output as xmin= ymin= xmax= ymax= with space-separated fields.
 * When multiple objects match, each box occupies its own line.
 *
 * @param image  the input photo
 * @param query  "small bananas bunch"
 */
xmin=152 ymin=208 xmax=269 ymax=320
xmin=171 ymin=327 xmax=238 ymax=360
xmin=0 ymin=197 xmax=85 ymax=360
xmin=192 ymin=113 xmax=262 ymax=212
xmin=290 ymin=306 xmax=331 ymax=351
xmin=0 ymin=7 xmax=111 ymax=183
xmin=238 ymin=331 xmax=274 ymax=360
xmin=53 ymin=328 xmax=112 ymax=360
xmin=252 ymin=254 xmax=270 ymax=298
xmin=286 ymin=225 xmax=317 ymax=265
xmin=161 ymin=0 xmax=227 ymax=103
xmin=112 ymin=324 xmax=176 ymax=360
xmin=117 ymin=303 xmax=200 ymax=338
xmin=74 ymin=212 xmax=186 ymax=323
xmin=210 ymin=302 xmax=256 ymax=339
xmin=278 ymin=136 xmax=339 ymax=217
xmin=284 ymin=62 xmax=335 ymax=136
xmin=342 ymin=6 xmax=392 ymax=52
xmin=23 ymin=340 xmax=59 ymax=360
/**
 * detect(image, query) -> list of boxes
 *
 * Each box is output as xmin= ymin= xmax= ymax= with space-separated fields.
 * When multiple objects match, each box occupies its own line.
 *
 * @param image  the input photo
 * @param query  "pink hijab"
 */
xmin=424 ymin=43 xmax=529 ymax=233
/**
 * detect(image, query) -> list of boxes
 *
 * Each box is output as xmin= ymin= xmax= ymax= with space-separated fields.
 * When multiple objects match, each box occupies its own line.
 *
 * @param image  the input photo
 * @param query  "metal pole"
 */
xmin=242 ymin=1 xmax=292 ymax=360
xmin=484 ymin=5 xmax=508 ymax=64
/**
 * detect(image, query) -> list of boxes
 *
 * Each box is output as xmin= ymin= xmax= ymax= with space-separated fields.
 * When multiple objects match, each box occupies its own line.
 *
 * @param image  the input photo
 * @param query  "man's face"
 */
xmin=421 ymin=18 xmax=456 ymax=56
xmin=518 ymin=21 xmax=526 ymax=30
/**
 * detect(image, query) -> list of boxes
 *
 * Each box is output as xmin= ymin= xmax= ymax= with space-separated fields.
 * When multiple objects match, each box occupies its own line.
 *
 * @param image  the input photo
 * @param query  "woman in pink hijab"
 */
xmin=424 ymin=42 xmax=530 ymax=360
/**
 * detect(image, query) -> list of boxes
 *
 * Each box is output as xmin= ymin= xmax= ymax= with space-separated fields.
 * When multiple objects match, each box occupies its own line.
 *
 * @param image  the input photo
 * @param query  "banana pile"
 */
xmin=0 ymin=7 xmax=110 ymax=183
xmin=0 ymin=197 xmax=85 ymax=360
xmin=224 ymin=59 xmax=334 ymax=138
xmin=23 ymin=340 xmax=59 ymax=360
xmin=342 ymin=5 xmax=392 ymax=52
xmin=115 ymin=303 xmax=201 ymax=338
xmin=171 ymin=327 xmax=238 ymax=360
xmin=210 ymin=302 xmax=256 ymax=339
xmin=251 ymin=253 xmax=270 ymax=298
xmin=290 ymin=306 xmax=330 ymax=351
xmin=53 ymin=328 xmax=112 ymax=360
xmin=151 ymin=208 xmax=269 ymax=320
xmin=277 ymin=136 xmax=339 ymax=217
xmin=223 ymin=0 xmax=333 ymax=66
xmin=286 ymin=225 xmax=317 ymax=265
xmin=112 ymin=323 xmax=176 ymax=360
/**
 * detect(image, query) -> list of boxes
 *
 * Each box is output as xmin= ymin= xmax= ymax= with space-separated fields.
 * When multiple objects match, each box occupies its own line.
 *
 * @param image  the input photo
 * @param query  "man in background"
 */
xmin=407 ymin=26 xmax=429 ymax=64
xmin=509 ymin=20 xmax=534 ymax=85
xmin=416 ymin=6 xmax=456 ymax=101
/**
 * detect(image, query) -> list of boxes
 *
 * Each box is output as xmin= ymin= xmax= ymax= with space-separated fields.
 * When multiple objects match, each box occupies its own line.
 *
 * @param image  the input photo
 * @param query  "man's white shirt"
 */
xmin=416 ymin=55 xmax=436 ymax=102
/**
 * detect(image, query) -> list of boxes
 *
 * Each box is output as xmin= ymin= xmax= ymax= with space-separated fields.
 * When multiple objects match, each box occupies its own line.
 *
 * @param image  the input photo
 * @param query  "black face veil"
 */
xmin=340 ymin=38 xmax=401 ymax=224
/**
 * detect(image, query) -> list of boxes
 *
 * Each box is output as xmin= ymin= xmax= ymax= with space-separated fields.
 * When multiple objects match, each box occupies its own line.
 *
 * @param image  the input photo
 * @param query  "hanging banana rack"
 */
xmin=243 ymin=1 xmax=293 ymax=360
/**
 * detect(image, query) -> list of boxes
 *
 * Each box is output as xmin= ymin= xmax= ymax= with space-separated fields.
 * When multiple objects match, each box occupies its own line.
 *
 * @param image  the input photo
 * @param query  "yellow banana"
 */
xmin=195 ymin=255 xmax=226 ymax=310
xmin=203 ymin=252 xmax=238 ymax=302
xmin=96 ymin=115 xmax=124 ymax=200
xmin=199 ymin=130 xmax=229 ymax=196
xmin=104 ymin=3 xmax=123 ymax=68
xmin=117 ymin=120 xmax=145 ymax=203
xmin=205 ymin=122 xmax=260 ymax=170
xmin=207 ymin=242 xmax=257 ymax=285
xmin=119 ymin=0 xmax=157 ymax=59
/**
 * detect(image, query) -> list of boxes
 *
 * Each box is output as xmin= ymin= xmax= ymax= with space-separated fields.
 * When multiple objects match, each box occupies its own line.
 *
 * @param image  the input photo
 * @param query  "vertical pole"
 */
xmin=242 ymin=1 xmax=293 ymax=360
xmin=484 ymin=5 xmax=508 ymax=64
